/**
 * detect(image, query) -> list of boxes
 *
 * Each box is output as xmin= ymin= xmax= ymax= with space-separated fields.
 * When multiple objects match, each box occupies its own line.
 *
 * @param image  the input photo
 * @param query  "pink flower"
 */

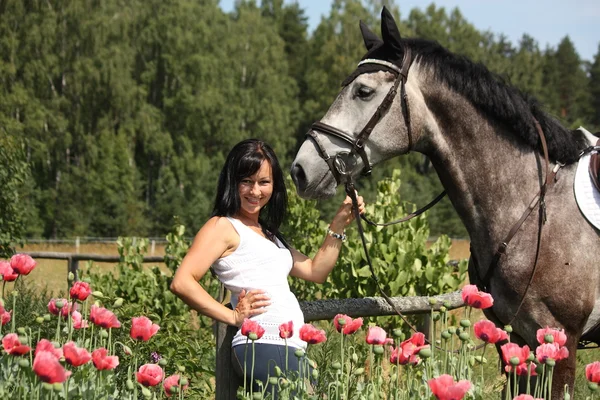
xmin=70 ymin=281 xmax=92 ymax=301
xmin=501 ymin=343 xmax=530 ymax=366
xmin=535 ymin=342 xmax=569 ymax=364
xmin=130 ymin=316 xmax=160 ymax=341
xmin=0 ymin=305 xmax=12 ymax=326
xmin=240 ymin=319 xmax=265 ymax=340
xmin=461 ymin=284 xmax=493 ymax=309
xmin=428 ymin=374 xmax=471 ymax=400
xmin=0 ymin=261 xmax=18 ymax=281
xmin=474 ymin=320 xmax=508 ymax=344
xmin=390 ymin=332 xmax=429 ymax=365
xmin=10 ymin=254 xmax=36 ymax=275
xmin=33 ymin=351 xmax=71 ymax=383
xmin=71 ymin=311 xmax=88 ymax=329
xmin=586 ymin=361 xmax=600 ymax=383
xmin=365 ymin=326 xmax=387 ymax=345
xmin=136 ymin=364 xmax=164 ymax=387
xmin=48 ymin=298 xmax=74 ymax=318
xmin=35 ymin=339 xmax=63 ymax=359
xmin=536 ymin=327 xmax=567 ymax=346
xmin=505 ymin=362 xmax=537 ymax=376
xmin=92 ymin=348 xmax=119 ymax=370
xmin=333 ymin=314 xmax=363 ymax=335
xmin=2 ymin=333 xmax=31 ymax=355
xmin=163 ymin=374 xmax=189 ymax=397
xmin=278 ymin=321 xmax=293 ymax=339
xmin=299 ymin=324 xmax=327 ymax=344
xmin=513 ymin=395 xmax=544 ymax=400
xmin=90 ymin=305 xmax=121 ymax=329
xmin=63 ymin=341 xmax=91 ymax=367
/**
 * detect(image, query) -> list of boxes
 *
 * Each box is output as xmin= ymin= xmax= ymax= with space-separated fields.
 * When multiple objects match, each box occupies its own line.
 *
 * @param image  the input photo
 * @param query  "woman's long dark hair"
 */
xmin=211 ymin=139 xmax=288 ymax=236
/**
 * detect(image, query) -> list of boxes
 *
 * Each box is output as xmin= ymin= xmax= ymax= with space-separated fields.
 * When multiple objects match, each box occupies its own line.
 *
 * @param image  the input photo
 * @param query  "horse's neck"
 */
xmin=421 ymin=92 xmax=544 ymax=248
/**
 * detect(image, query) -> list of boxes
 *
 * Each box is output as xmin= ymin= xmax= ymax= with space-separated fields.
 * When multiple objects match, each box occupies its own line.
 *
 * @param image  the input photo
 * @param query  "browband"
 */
xmin=357 ymin=59 xmax=402 ymax=74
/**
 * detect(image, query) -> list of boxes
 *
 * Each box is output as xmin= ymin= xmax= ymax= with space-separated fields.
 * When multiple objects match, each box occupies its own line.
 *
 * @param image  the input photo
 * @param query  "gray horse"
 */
xmin=291 ymin=7 xmax=600 ymax=398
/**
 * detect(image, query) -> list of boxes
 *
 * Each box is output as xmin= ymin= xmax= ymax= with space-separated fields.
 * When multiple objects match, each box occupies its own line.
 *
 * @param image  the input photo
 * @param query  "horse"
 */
xmin=290 ymin=7 xmax=600 ymax=398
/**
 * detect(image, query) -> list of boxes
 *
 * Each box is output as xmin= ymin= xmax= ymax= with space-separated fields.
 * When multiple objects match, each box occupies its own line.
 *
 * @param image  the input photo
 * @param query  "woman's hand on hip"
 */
xmin=232 ymin=289 xmax=271 ymax=326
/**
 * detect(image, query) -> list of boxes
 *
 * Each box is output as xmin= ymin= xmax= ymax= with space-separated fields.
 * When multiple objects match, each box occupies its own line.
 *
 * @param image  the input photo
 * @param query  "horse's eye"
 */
xmin=356 ymin=86 xmax=375 ymax=99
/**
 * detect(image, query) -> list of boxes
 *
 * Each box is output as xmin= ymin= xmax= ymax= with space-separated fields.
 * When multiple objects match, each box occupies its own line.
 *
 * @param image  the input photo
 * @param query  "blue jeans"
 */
xmin=231 ymin=343 xmax=310 ymax=397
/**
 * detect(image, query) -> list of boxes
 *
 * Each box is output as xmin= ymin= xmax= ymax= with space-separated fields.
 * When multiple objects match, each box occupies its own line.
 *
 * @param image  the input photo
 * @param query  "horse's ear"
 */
xmin=380 ymin=6 xmax=403 ymax=53
xmin=360 ymin=20 xmax=382 ymax=50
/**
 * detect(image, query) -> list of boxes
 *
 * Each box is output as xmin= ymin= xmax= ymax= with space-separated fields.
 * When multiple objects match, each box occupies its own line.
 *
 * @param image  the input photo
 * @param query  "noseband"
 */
xmin=307 ymin=47 xmax=413 ymax=184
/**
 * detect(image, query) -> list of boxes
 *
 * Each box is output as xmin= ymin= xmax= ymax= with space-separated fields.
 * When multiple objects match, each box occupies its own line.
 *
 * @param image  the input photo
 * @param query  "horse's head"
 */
xmin=291 ymin=7 xmax=420 ymax=199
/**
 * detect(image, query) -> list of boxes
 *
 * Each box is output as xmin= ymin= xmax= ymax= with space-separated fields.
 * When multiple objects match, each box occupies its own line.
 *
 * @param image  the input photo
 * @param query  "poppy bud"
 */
xmin=170 ymin=386 xmax=179 ymax=394
xmin=429 ymin=298 xmax=438 ymax=306
xmin=158 ymin=358 xmax=168 ymax=366
xmin=55 ymin=300 xmax=64 ymax=309
xmin=92 ymin=291 xmax=104 ymax=299
xmin=459 ymin=332 xmax=470 ymax=341
xmin=42 ymin=383 xmax=53 ymax=391
xmin=113 ymin=298 xmax=124 ymax=308
xmin=43 ymin=314 xmax=51 ymax=321
xmin=269 ymin=377 xmax=278 ymax=385
xmin=351 ymin=353 xmax=359 ymax=363
xmin=588 ymin=382 xmax=598 ymax=392
xmin=248 ymin=333 xmax=258 ymax=341
xmin=432 ymin=314 xmax=441 ymax=321
xmin=544 ymin=334 xmax=554 ymax=344
xmin=274 ymin=366 xmax=282 ymax=376
xmin=53 ymin=383 xmax=63 ymax=392
xmin=17 ymin=327 xmax=26 ymax=335
xmin=460 ymin=319 xmax=471 ymax=328
xmin=141 ymin=387 xmax=151 ymax=398
xmin=474 ymin=355 xmax=487 ymax=364
xmin=353 ymin=367 xmax=365 ymax=376
xmin=439 ymin=306 xmax=447 ymax=313
xmin=18 ymin=359 xmax=30 ymax=368
xmin=126 ymin=380 xmax=134 ymax=390
xmin=179 ymin=378 xmax=188 ymax=386
xmin=510 ymin=356 xmax=520 ymax=366
xmin=294 ymin=349 xmax=305 ymax=358
xmin=252 ymin=392 xmax=261 ymax=400
xmin=99 ymin=330 xmax=109 ymax=338
xmin=36 ymin=317 xmax=44 ymax=324
xmin=546 ymin=359 xmax=556 ymax=367
xmin=122 ymin=345 xmax=132 ymax=356
xmin=448 ymin=327 xmax=456 ymax=334
xmin=443 ymin=301 xmax=451 ymax=308
xmin=441 ymin=330 xmax=451 ymax=340
xmin=312 ymin=369 xmax=319 ymax=379
xmin=68 ymin=272 xmax=75 ymax=282
xmin=504 ymin=325 xmax=513 ymax=333
xmin=373 ymin=345 xmax=384 ymax=355
xmin=419 ymin=348 xmax=432 ymax=359
xmin=332 ymin=362 xmax=342 ymax=370
xmin=177 ymin=365 xmax=185 ymax=372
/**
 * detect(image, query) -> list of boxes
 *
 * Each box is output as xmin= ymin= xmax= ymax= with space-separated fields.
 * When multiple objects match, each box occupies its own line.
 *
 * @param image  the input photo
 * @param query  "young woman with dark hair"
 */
xmin=170 ymin=138 xmax=364 ymax=395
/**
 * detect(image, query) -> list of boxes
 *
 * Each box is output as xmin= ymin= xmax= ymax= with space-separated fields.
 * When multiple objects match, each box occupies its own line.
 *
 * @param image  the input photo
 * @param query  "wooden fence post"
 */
xmin=215 ymin=285 xmax=243 ymax=400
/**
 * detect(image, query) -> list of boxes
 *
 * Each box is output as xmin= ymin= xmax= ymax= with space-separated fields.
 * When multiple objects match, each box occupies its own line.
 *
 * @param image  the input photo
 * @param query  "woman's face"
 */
xmin=237 ymin=160 xmax=274 ymax=219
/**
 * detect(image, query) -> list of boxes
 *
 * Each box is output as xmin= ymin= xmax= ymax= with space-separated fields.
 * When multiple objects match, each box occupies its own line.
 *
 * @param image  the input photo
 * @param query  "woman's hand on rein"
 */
xmin=232 ymin=289 xmax=271 ymax=326
xmin=330 ymin=194 xmax=365 ymax=232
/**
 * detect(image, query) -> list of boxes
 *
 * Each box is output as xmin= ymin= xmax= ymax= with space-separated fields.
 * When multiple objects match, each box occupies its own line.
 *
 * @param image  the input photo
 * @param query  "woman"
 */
xmin=170 ymin=139 xmax=364 ymax=393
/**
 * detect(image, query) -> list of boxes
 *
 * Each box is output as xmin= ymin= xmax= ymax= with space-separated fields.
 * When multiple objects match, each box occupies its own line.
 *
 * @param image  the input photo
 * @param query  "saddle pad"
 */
xmin=574 ymin=153 xmax=600 ymax=230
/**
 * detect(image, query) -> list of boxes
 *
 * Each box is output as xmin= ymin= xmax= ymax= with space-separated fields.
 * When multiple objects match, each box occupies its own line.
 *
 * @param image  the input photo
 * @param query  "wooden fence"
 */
xmin=215 ymin=289 xmax=466 ymax=399
xmin=22 ymin=252 xmax=466 ymax=399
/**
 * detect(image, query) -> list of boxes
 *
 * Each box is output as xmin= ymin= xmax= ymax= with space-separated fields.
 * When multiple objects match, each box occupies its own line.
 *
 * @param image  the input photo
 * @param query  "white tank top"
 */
xmin=211 ymin=217 xmax=306 ymax=349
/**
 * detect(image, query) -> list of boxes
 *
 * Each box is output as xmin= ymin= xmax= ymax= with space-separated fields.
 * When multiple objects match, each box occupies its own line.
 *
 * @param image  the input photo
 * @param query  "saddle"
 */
xmin=590 ymin=139 xmax=600 ymax=192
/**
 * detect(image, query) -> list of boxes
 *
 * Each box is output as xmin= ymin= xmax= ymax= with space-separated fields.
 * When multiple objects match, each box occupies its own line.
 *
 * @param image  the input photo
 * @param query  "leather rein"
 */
xmin=306 ymin=44 xmax=562 ymax=334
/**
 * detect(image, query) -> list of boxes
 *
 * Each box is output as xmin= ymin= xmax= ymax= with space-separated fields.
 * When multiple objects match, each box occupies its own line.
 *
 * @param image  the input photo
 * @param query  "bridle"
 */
xmin=307 ymin=48 xmax=413 ymax=186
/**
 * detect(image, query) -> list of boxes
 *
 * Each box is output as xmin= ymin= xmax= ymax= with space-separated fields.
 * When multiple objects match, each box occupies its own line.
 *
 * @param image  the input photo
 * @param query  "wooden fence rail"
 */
xmin=23 ymin=251 xmax=165 ymax=282
xmin=215 ymin=290 xmax=466 ymax=399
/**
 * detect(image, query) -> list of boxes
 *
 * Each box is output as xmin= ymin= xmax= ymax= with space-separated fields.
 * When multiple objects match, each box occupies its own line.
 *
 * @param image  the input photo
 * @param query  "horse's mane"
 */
xmin=406 ymin=38 xmax=587 ymax=164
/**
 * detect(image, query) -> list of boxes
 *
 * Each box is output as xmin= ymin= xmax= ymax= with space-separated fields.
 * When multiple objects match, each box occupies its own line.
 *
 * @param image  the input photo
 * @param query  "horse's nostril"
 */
xmin=291 ymin=163 xmax=307 ymax=191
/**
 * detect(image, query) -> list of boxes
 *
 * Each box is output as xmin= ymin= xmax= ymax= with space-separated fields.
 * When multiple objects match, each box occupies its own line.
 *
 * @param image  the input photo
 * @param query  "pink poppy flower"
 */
xmin=461 ymin=284 xmax=493 ymax=309
xmin=2 ymin=333 xmax=31 ymax=355
xmin=0 ymin=305 xmax=12 ymax=326
xmin=501 ymin=343 xmax=530 ymax=366
xmin=71 ymin=311 xmax=88 ymax=329
xmin=299 ymin=324 xmax=327 ymax=344
xmin=536 ymin=327 xmax=567 ymax=346
xmin=535 ymin=342 xmax=569 ymax=364
xmin=333 ymin=314 xmax=363 ymax=335
xmin=90 ymin=305 xmax=121 ymax=329
xmin=48 ymin=298 xmax=75 ymax=318
xmin=278 ymin=321 xmax=293 ymax=339
xmin=63 ymin=341 xmax=91 ymax=367
xmin=10 ymin=254 xmax=36 ymax=275
xmin=365 ymin=326 xmax=387 ymax=345
xmin=513 ymin=395 xmax=544 ymax=400
xmin=586 ymin=361 xmax=600 ymax=383
xmin=163 ymin=374 xmax=189 ymax=397
xmin=35 ymin=339 xmax=63 ymax=359
xmin=0 ymin=261 xmax=18 ymax=281
xmin=240 ymin=319 xmax=265 ymax=340
xmin=130 ymin=316 xmax=160 ymax=341
xmin=136 ymin=363 xmax=164 ymax=387
xmin=474 ymin=320 xmax=508 ymax=344
xmin=428 ymin=374 xmax=471 ymax=400
xmin=92 ymin=348 xmax=119 ymax=370
xmin=390 ymin=332 xmax=429 ymax=365
xmin=33 ymin=351 xmax=71 ymax=383
xmin=70 ymin=281 xmax=92 ymax=301
xmin=512 ymin=362 xmax=537 ymax=376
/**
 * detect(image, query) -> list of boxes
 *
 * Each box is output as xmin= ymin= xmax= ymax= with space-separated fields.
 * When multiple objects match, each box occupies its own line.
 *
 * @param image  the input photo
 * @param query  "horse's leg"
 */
xmin=549 ymin=332 xmax=579 ymax=399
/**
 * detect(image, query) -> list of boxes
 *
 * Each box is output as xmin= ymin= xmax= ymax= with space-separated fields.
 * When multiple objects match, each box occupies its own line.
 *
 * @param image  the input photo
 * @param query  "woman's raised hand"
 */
xmin=232 ymin=289 xmax=271 ymax=326
xmin=330 ymin=194 xmax=365 ymax=233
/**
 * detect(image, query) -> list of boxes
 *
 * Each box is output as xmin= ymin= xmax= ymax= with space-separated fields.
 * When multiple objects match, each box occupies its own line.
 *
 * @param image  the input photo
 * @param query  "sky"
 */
xmin=220 ymin=0 xmax=599 ymax=62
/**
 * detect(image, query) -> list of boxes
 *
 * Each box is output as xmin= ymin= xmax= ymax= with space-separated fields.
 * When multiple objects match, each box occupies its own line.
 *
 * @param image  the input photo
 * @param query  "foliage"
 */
xmin=0 ymin=134 xmax=31 ymax=258
xmin=285 ymin=170 xmax=468 ymax=331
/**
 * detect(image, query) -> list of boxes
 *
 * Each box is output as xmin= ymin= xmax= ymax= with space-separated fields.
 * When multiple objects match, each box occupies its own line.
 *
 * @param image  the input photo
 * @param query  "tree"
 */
xmin=589 ymin=44 xmax=600 ymax=129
